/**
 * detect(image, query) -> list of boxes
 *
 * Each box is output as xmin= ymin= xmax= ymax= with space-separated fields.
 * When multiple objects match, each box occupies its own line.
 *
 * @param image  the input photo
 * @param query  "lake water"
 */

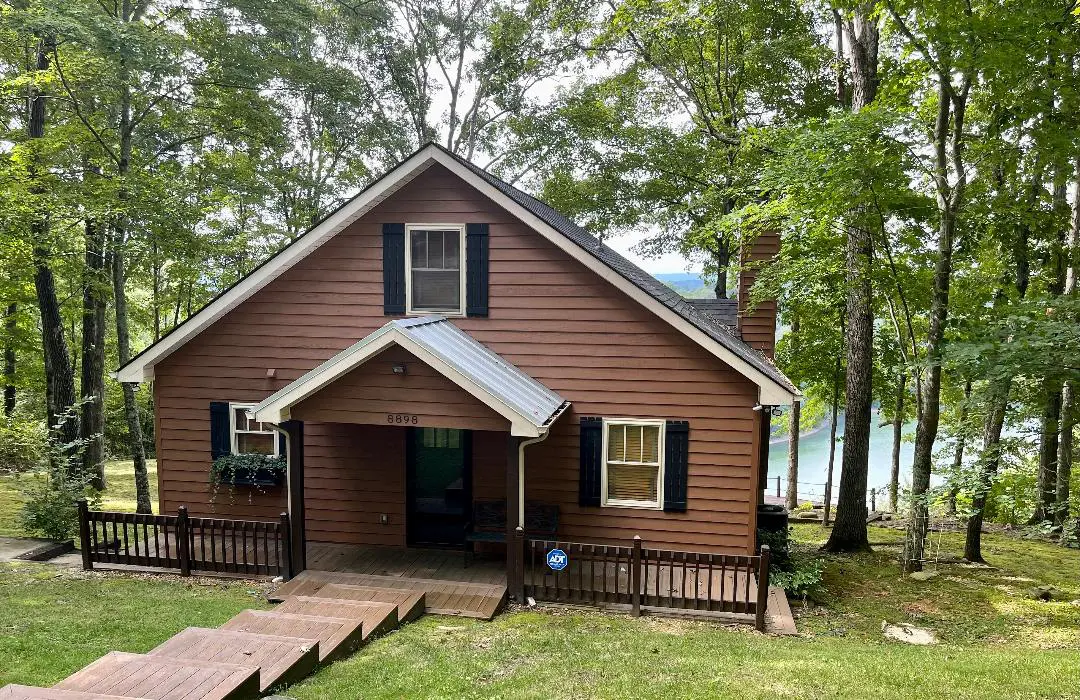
xmin=766 ymin=411 xmax=917 ymax=506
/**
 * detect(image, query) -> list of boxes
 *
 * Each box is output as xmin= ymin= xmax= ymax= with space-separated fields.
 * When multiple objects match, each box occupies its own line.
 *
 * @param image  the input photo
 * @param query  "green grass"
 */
xmin=788 ymin=524 xmax=1080 ymax=649
xmin=0 ymin=562 xmax=269 ymax=687
xmin=0 ymin=460 xmax=158 ymax=537
xmin=283 ymin=611 xmax=1079 ymax=700
xmin=0 ymin=471 xmax=1077 ymax=698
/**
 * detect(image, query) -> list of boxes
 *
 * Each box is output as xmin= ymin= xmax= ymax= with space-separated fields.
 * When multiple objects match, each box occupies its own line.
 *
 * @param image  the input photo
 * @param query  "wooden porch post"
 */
xmin=283 ymin=419 xmax=306 ymax=575
xmin=506 ymin=435 xmax=525 ymax=602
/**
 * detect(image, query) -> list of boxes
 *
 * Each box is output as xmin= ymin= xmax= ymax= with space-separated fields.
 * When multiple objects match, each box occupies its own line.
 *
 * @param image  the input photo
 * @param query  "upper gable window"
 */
xmin=406 ymin=224 xmax=466 ymax=315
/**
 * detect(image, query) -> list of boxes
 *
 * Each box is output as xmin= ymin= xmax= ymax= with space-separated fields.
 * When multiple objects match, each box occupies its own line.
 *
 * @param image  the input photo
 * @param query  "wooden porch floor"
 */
xmin=305 ymin=542 xmax=506 ymax=585
xmin=290 ymin=542 xmax=508 ymax=619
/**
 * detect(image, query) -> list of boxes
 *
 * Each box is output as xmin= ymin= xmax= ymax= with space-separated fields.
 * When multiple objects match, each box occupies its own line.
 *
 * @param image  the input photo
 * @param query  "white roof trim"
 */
xmin=116 ymin=144 xmax=795 ymax=404
xmin=252 ymin=322 xmax=549 ymax=437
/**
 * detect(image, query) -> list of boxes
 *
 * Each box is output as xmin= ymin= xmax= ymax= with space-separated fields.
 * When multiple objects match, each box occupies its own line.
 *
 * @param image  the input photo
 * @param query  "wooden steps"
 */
xmin=0 ymin=686 xmax=152 ymax=700
xmin=271 ymin=570 xmax=506 ymax=620
xmin=221 ymin=610 xmax=363 ymax=663
xmin=275 ymin=596 xmax=398 ymax=640
xmin=311 ymin=583 xmax=426 ymax=623
xmin=5 ymin=565 xmax=478 ymax=700
xmin=54 ymin=652 xmax=259 ymax=700
xmin=150 ymin=628 xmax=319 ymax=692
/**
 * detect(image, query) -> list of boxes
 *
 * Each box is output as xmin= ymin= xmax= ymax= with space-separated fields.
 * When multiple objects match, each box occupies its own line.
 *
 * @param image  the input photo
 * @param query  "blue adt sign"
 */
xmin=546 ymin=548 xmax=568 ymax=571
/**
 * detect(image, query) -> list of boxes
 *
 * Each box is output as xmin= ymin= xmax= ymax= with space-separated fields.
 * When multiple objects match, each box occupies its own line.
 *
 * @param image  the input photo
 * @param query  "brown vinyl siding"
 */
xmin=289 ymin=346 xmax=508 ymax=432
xmin=152 ymin=164 xmax=763 ymax=554
xmin=737 ymin=230 xmax=780 ymax=358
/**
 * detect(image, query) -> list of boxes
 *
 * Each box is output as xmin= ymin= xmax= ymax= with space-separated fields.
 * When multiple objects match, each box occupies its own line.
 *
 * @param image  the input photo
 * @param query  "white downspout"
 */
xmin=265 ymin=422 xmax=292 ymax=518
xmin=517 ymin=431 xmax=550 ymax=529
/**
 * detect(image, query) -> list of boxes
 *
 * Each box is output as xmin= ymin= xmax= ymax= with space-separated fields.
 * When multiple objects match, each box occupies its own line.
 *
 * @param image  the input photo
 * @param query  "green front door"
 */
xmin=407 ymin=428 xmax=471 ymax=547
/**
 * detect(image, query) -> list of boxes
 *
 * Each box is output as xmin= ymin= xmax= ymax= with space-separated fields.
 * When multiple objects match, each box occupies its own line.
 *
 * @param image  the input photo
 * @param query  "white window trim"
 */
xmin=404 ymin=223 xmax=467 ymax=316
xmin=600 ymin=417 xmax=665 ymax=510
xmin=229 ymin=402 xmax=279 ymax=456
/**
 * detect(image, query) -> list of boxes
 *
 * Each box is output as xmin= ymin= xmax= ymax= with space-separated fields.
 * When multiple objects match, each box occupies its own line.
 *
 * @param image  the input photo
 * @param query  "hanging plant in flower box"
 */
xmin=210 ymin=453 xmax=286 ymax=505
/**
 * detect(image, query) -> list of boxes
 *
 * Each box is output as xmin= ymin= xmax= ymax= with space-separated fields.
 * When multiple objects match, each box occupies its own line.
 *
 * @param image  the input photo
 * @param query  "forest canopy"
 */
xmin=1 ymin=0 xmax=1078 ymax=564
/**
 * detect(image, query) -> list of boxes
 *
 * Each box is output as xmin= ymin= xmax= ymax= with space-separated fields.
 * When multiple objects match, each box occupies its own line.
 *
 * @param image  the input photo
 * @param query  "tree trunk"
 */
xmin=964 ymin=384 xmax=1008 ymax=562
xmin=785 ymin=316 xmax=800 ymax=509
xmin=112 ymin=44 xmax=153 ymax=514
xmin=823 ymin=7 xmax=877 ymax=553
xmin=946 ymin=379 xmax=972 ymax=516
xmin=3 ymin=303 xmax=14 ymax=417
xmin=889 ymin=369 xmax=905 ymax=512
xmin=28 ymin=36 xmax=80 ymax=473
xmin=822 ymin=354 xmax=842 ymax=527
xmin=80 ymin=215 xmax=108 ymax=489
xmin=824 ymin=218 xmax=873 ymax=551
xmin=903 ymin=72 xmax=964 ymax=573
xmin=1056 ymin=157 xmax=1079 ymax=527
xmin=1032 ymin=383 xmax=1062 ymax=523
xmin=1058 ymin=383 xmax=1074 ymax=527
xmin=112 ymin=241 xmax=152 ymax=514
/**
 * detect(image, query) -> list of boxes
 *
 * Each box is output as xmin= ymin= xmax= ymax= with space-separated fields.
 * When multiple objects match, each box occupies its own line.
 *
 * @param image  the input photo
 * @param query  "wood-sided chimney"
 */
xmin=736 ymin=230 xmax=780 ymax=358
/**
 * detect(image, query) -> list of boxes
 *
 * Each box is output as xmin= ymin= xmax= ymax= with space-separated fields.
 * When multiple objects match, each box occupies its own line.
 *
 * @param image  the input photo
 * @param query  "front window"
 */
xmin=407 ymin=225 xmax=465 ymax=314
xmin=602 ymin=419 xmax=664 ymax=509
xmin=230 ymin=403 xmax=278 ymax=455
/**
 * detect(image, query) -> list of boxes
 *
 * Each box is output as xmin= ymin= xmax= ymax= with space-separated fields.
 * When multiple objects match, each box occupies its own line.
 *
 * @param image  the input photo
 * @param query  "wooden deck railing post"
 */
xmin=77 ymin=498 xmax=92 ymax=570
xmin=177 ymin=506 xmax=191 ymax=577
xmin=279 ymin=512 xmax=293 ymax=581
xmin=755 ymin=545 xmax=771 ymax=632
xmin=631 ymin=535 xmax=642 ymax=617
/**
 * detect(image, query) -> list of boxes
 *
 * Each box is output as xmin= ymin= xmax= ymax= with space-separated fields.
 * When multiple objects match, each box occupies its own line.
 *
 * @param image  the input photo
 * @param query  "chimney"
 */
xmin=736 ymin=230 xmax=780 ymax=358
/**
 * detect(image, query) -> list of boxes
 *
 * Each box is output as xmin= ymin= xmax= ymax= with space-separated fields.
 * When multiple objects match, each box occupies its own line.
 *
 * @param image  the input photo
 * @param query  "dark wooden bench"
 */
xmin=464 ymin=500 xmax=558 ymax=565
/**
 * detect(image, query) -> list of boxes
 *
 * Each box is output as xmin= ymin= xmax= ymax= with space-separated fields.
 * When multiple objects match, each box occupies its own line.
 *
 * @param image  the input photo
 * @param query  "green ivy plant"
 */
xmin=209 ymin=453 xmax=286 ymax=506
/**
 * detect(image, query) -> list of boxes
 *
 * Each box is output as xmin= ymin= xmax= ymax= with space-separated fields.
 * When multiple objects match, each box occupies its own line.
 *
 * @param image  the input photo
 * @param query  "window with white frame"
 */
xmin=602 ymin=418 xmax=664 ymax=509
xmin=230 ymin=403 xmax=278 ymax=456
xmin=407 ymin=225 xmax=465 ymax=314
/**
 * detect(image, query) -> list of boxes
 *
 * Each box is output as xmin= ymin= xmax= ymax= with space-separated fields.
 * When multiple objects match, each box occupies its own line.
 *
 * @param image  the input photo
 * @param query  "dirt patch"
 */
xmin=901 ymin=599 xmax=942 ymax=615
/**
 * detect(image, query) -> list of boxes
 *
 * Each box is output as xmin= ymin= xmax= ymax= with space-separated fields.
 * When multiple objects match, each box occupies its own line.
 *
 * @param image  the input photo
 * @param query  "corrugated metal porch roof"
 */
xmin=253 ymin=316 xmax=568 ymax=437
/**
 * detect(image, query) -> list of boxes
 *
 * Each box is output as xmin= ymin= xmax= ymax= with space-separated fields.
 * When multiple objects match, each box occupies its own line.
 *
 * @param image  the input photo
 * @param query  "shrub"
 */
xmin=19 ymin=474 xmax=99 ymax=541
xmin=0 ymin=418 xmax=48 ymax=474
xmin=770 ymin=555 xmax=824 ymax=598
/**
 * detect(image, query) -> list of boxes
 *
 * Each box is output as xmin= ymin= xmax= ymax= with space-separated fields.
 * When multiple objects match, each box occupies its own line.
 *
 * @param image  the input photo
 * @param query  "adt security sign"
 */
xmin=546 ymin=548 xmax=568 ymax=571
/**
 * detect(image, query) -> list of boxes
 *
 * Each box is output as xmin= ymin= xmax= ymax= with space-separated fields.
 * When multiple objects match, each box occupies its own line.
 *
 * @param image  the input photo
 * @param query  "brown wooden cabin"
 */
xmin=116 ymin=143 xmax=797 ymax=601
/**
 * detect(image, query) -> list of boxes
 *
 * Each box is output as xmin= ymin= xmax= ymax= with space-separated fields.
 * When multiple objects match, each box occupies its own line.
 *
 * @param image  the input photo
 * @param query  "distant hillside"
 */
xmin=654 ymin=272 xmax=716 ymax=298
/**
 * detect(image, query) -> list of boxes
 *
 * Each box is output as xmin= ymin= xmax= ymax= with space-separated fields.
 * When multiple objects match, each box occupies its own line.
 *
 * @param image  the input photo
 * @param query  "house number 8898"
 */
xmin=387 ymin=414 xmax=418 ymax=424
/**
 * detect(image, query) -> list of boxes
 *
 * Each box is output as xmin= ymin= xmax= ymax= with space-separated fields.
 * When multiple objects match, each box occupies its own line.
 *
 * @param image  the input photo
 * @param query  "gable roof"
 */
xmin=686 ymin=298 xmax=739 ymax=328
xmin=253 ymin=316 xmax=569 ymax=438
xmin=116 ymin=142 xmax=797 ymax=404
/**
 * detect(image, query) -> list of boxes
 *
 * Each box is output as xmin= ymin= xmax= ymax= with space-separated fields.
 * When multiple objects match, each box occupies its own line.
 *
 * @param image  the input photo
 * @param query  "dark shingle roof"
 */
xmin=686 ymin=298 xmax=739 ymax=328
xmin=442 ymin=146 xmax=795 ymax=394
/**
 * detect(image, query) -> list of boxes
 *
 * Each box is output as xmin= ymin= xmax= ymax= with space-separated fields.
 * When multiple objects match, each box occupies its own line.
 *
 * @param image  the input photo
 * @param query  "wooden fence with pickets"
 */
xmin=77 ymin=499 xmax=292 ymax=579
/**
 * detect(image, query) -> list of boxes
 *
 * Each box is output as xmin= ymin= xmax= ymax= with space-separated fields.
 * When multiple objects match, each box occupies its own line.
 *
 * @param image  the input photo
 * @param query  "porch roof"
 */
xmin=252 ymin=316 xmax=569 ymax=437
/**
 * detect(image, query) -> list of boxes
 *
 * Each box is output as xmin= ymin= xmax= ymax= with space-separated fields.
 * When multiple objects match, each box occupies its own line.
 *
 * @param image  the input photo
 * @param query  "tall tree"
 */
xmin=824 ymin=5 xmax=879 ymax=552
xmin=891 ymin=0 xmax=975 ymax=572
xmin=26 ymin=32 xmax=80 ymax=471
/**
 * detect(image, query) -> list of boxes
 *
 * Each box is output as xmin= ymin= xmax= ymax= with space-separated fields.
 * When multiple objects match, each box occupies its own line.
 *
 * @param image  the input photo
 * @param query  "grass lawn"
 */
xmin=789 ymin=524 xmax=1080 ymax=649
xmin=0 ymin=563 xmax=269 ymax=688
xmin=0 ymin=470 xmax=1077 ymax=698
xmin=0 ymin=459 xmax=158 ymax=537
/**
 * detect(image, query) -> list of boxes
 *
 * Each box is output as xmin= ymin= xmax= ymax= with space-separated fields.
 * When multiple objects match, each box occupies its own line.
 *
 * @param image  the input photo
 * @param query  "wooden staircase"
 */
xmin=0 ymin=572 xmax=489 ymax=700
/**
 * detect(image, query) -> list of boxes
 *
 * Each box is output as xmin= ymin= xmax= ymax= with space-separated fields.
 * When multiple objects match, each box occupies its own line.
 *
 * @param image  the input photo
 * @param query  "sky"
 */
xmin=603 ymin=229 xmax=699 ymax=275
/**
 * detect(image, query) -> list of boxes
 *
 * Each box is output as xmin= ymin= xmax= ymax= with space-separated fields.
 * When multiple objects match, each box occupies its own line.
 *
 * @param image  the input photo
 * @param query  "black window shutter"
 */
xmin=278 ymin=431 xmax=287 ymax=456
xmin=383 ymin=223 xmax=406 ymax=314
xmin=466 ymin=223 xmax=489 ymax=317
xmin=579 ymin=416 xmax=603 ymax=507
xmin=663 ymin=420 xmax=689 ymax=512
xmin=209 ymin=402 xmax=231 ymax=460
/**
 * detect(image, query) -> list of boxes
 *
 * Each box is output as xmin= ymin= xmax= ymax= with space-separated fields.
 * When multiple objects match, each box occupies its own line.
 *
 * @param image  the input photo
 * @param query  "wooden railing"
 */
xmin=524 ymin=536 xmax=771 ymax=631
xmin=77 ymin=500 xmax=292 ymax=579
